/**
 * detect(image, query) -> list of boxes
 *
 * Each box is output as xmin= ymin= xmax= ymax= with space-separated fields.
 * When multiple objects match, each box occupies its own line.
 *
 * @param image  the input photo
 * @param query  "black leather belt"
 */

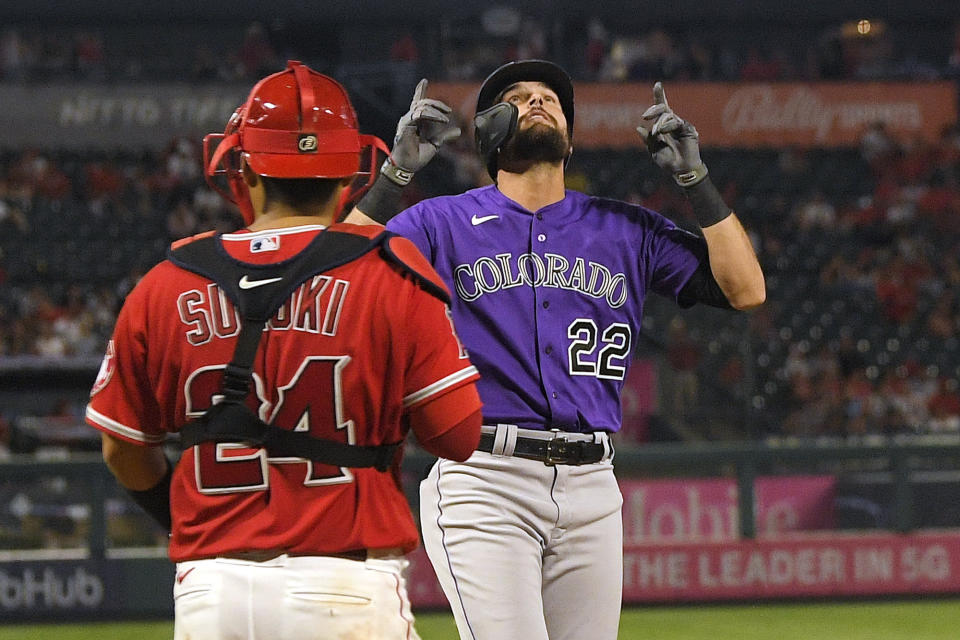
xmin=477 ymin=431 xmax=608 ymax=466
xmin=218 ymin=549 xmax=368 ymax=562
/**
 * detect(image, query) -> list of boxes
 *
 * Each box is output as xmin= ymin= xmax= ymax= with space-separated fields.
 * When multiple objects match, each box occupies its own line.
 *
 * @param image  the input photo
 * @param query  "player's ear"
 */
xmin=241 ymin=158 xmax=259 ymax=187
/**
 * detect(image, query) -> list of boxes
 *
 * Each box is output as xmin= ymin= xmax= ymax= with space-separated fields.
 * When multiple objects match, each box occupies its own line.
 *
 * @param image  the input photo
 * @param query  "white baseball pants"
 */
xmin=173 ymin=553 xmax=421 ymax=640
xmin=420 ymin=451 xmax=623 ymax=640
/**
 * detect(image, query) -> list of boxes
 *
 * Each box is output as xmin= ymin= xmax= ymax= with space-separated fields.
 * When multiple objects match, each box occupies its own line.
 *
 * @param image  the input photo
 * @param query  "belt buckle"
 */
xmin=544 ymin=429 xmax=570 ymax=466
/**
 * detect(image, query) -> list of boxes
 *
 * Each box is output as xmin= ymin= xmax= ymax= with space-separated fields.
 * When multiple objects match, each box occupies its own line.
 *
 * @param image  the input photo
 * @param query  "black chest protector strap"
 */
xmin=167 ymin=229 xmax=401 ymax=472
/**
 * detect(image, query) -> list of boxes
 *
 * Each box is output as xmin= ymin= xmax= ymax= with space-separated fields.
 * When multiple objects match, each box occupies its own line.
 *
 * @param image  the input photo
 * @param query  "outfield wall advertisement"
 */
xmin=429 ymin=81 xmax=957 ymax=149
xmin=405 ymin=475 xmax=960 ymax=607
xmin=0 ymin=81 xmax=954 ymax=150
xmin=621 ymin=532 xmax=960 ymax=602
xmin=1 ymin=476 xmax=958 ymax=620
xmin=0 ymin=557 xmax=173 ymax=621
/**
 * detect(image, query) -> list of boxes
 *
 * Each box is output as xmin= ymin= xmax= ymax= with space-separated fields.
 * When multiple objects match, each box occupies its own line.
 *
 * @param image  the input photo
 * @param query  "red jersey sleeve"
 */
xmin=399 ymin=276 xmax=481 ymax=443
xmin=85 ymin=276 xmax=164 ymax=446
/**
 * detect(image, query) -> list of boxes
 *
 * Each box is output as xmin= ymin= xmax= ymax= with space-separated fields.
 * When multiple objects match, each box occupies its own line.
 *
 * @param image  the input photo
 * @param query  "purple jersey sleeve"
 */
xmin=386 ymin=203 xmax=433 ymax=263
xmin=387 ymin=186 xmax=702 ymax=434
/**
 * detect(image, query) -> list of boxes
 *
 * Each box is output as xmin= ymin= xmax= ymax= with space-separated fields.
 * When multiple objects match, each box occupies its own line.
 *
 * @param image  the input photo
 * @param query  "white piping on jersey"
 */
xmin=403 ymin=366 xmax=479 ymax=408
xmin=85 ymin=406 xmax=166 ymax=444
xmin=221 ymin=224 xmax=326 ymax=241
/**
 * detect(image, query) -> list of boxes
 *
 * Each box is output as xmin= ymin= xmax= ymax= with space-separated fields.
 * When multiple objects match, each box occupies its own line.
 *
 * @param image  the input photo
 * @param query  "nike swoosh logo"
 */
xmin=239 ymin=275 xmax=283 ymax=289
xmin=176 ymin=567 xmax=195 ymax=584
xmin=471 ymin=214 xmax=499 ymax=226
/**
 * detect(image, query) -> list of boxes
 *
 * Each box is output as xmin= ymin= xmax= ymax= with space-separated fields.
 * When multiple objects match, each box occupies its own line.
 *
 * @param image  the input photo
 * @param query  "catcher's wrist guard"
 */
xmin=681 ymin=174 xmax=732 ymax=228
xmin=356 ymin=168 xmax=406 ymax=225
xmin=126 ymin=459 xmax=173 ymax=533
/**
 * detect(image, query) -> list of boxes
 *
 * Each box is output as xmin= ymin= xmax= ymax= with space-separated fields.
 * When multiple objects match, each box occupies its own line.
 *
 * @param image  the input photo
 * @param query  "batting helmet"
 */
xmin=474 ymin=59 xmax=575 ymax=179
xmin=204 ymin=60 xmax=387 ymax=224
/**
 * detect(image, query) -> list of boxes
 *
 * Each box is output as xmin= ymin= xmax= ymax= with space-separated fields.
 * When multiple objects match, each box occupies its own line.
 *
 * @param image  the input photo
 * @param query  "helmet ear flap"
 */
xmin=335 ymin=134 xmax=391 ymax=221
xmin=474 ymin=102 xmax=518 ymax=180
xmin=228 ymin=168 xmax=255 ymax=225
xmin=203 ymin=128 xmax=255 ymax=226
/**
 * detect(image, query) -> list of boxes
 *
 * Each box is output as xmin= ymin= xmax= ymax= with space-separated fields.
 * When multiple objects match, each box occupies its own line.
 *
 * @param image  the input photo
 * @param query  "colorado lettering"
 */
xmin=454 ymin=252 xmax=628 ymax=308
xmin=176 ymin=276 xmax=349 ymax=346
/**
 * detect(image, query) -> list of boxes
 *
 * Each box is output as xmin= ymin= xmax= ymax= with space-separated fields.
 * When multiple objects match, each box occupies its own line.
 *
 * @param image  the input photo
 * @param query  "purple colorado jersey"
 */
xmin=387 ymin=185 xmax=702 ymax=434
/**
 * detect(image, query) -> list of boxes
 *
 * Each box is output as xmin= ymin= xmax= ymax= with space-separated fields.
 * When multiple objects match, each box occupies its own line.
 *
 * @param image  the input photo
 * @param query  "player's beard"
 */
xmin=497 ymin=122 xmax=570 ymax=172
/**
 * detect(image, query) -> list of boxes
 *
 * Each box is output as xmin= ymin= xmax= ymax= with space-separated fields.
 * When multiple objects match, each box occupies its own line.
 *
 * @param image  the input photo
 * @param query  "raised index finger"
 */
xmin=411 ymin=79 xmax=429 ymax=107
xmin=653 ymin=81 xmax=669 ymax=108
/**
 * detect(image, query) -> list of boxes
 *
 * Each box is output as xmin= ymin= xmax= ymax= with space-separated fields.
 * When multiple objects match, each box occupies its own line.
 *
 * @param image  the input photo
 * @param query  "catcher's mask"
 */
xmin=204 ymin=60 xmax=388 ymax=224
xmin=473 ymin=59 xmax=575 ymax=180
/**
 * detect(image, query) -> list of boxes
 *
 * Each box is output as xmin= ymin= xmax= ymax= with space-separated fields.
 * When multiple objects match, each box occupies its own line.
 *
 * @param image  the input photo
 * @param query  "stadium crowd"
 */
xmin=0 ymin=13 xmax=958 ymax=452
xmin=1 ymin=16 xmax=959 ymax=84
xmin=0 ymin=9 xmax=957 ymax=557
xmin=0 ymin=118 xmax=957 ymax=449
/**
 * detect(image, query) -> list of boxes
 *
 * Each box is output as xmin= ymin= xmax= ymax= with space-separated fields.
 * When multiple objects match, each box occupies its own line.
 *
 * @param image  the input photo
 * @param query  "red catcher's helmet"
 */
xmin=204 ymin=60 xmax=388 ymax=224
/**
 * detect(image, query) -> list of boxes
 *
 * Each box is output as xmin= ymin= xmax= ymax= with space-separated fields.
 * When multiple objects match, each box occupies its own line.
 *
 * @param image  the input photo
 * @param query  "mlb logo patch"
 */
xmin=250 ymin=235 xmax=280 ymax=253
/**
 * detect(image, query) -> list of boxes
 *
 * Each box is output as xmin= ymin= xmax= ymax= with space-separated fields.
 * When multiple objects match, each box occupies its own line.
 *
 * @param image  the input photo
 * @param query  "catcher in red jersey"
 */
xmin=85 ymin=60 xmax=480 ymax=640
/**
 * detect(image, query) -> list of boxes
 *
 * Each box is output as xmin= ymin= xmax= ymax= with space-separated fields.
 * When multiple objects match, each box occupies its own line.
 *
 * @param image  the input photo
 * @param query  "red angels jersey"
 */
xmin=86 ymin=223 xmax=480 ymax=561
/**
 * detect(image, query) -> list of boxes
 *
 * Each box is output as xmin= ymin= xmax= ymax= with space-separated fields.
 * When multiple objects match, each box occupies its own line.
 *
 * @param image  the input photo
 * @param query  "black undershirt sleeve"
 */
xmin=678 ymin=262 xmax=734 ymax=309
xmin=669 ymin=230 xmax=734 ymax=310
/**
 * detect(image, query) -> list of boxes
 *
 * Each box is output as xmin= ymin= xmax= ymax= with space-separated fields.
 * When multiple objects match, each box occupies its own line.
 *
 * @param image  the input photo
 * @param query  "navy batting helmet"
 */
xmin=474 ymin=59 xmax=575 ymax=179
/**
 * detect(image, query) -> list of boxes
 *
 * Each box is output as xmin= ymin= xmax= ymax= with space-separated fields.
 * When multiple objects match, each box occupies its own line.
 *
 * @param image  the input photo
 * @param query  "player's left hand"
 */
xmin=387 ymin=79 xmax=461 ymax=179
xmin=637 ymin=82 xmax=707 ymax=186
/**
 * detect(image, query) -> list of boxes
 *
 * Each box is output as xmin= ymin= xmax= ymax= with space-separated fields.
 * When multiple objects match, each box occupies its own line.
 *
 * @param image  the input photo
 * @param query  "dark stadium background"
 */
xmin=0 ymin=0 xmax=959 ymax=633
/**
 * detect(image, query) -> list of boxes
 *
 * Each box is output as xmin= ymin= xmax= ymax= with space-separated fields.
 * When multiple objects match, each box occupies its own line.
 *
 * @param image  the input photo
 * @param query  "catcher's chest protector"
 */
xmin=167 ymin=228 xmax=403 ymax=470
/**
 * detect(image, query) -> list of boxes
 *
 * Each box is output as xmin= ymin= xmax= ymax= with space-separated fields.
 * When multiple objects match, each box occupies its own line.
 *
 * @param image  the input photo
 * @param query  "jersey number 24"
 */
xmin=184 ymin=356 xmax=356 ymax=494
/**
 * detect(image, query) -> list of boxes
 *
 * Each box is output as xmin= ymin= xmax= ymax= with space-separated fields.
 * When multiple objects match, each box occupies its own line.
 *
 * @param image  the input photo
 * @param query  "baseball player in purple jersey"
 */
xmin=348 ymin=60 xmax=765 ymax=639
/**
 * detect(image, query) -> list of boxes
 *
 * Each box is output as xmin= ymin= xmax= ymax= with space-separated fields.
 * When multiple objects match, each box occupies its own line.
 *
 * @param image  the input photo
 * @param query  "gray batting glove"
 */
xmin=636 ymin=82 xmax=707 ymax=187
xmin=382 ymin=79 xmax=461 ymax=186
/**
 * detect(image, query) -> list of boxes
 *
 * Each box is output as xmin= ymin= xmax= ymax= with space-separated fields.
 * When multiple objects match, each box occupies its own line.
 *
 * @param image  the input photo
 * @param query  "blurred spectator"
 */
xmin=166 ymin=200 xmax=199 ymax=240
xmin=740 ymin=46 xmax=784 ymax=81
xmin=514 ymin=17 xmax=547 ymax=60
xmin=0 ymin=198 xmax=28 ymax=234
xmin=34 ymin=322 xmax=67 ymax=358
xmin=793 ymin=189 xmax=837 ymax=231
xmin=678 ymin=40 xmax=712 ymax=79
xmin=859 ymin=121 xmax=900 ymax=173
xmin=600 ymin=37 xmax=641 ymax=81
xmin=237 ymin=22 xmax=280 ymax=79
xmin=948 ymin=22 xmax=960 ymax=78
xmin=191 ymin=44 xmax=226 ymax=81
xmin=665 ymin=317 xmax=701 ymax=416
xmin=927 ymin=378 xmax=960 ymax=433
xmin=0 ymin=28 xmax=31 ymax=81
xmin=875 ymin=258 xmax=919 ymax=326
xmin=926 ymin=297 xmax=956 ymax=339
xmin=84 ymin=160 xmax=126 ymax=218
xmin=390 ymin=32 xmax=420 ymax=64
xmin=74 ymin=31 xmax=106 ymax=80
xmin=585 ymin=18 xmax=608 ymax=78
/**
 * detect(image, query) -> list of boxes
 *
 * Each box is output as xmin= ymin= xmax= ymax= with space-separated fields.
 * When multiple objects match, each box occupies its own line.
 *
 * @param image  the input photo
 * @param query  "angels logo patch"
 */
xmin=90 ymin=339 xmax=116 ymax=396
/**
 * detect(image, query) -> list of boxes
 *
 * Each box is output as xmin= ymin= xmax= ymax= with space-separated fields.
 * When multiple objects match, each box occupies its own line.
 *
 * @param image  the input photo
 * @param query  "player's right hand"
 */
xmin=387 ymin=79 xmax=461 ymax=177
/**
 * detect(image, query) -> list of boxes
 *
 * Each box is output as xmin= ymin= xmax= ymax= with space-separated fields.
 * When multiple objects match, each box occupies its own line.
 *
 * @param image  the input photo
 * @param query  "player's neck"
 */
xmin=496 ymin=164 xmax=566 ymax=212
xmin=248 ymin=206 xmax=335 ymax=231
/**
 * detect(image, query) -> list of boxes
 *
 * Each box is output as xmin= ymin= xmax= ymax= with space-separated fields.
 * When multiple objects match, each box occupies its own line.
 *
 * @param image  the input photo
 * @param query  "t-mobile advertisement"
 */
xmin=408 ymin=476 xmax=960 ymax=606
xmin=621 ymin=533 xmax=960 ymax=602
xmin=620 ymin=475 xmax=837 ymax=543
